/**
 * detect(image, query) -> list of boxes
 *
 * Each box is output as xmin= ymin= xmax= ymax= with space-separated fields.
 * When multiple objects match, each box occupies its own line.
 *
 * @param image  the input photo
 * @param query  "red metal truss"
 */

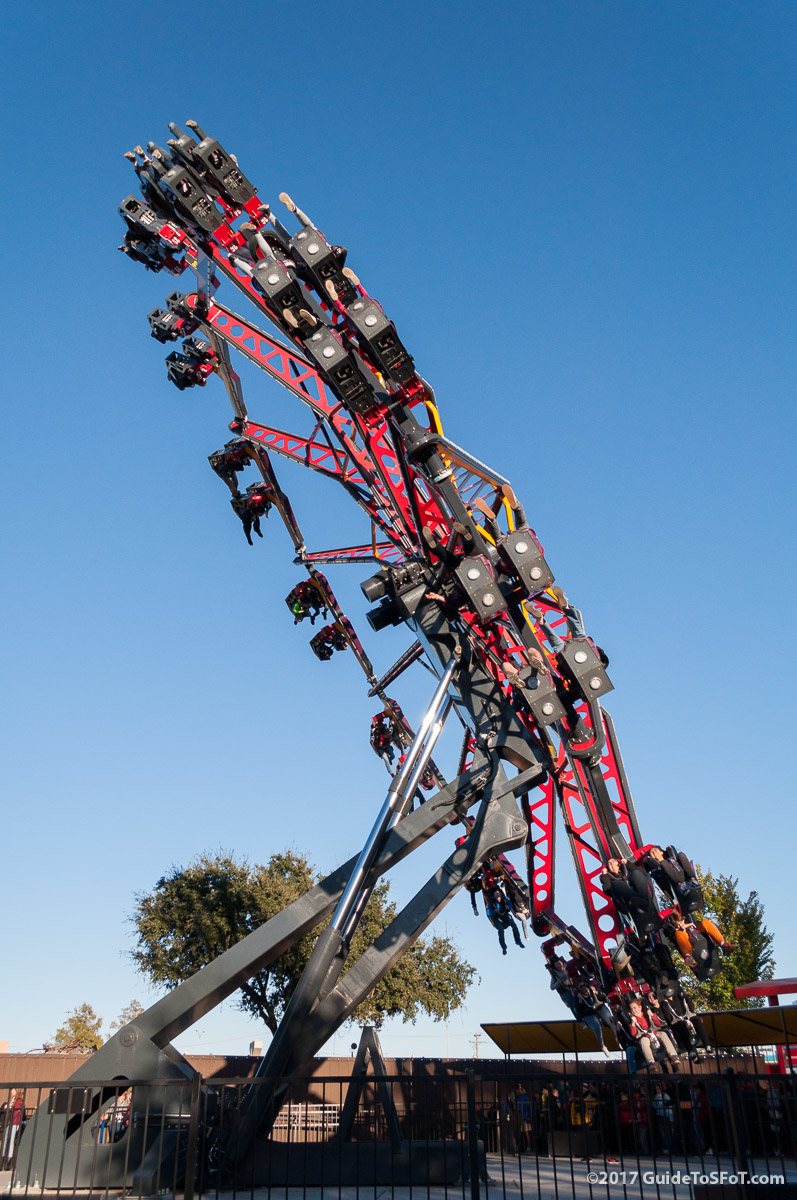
xmin=302 ymin=544 xmax=404 ymax=566
xmin=186 ymin=294 xmax=336 ymax=416
xmin=188 ymin=297 xmax=437 ymax=550
xmin=557 ymin=789 xmax=620 ymax=961
xmin=237 ymin=419 xmax=410 ymax=551
xmin=521 ymin=777 xmax=556 ymax=930
xmin=168 ymin=206 xmax=494 ymax=543
xmin=553 ymin=705 xmax=643 ymax=962
xmin=236 ymin=420 xmax=367 ymax=488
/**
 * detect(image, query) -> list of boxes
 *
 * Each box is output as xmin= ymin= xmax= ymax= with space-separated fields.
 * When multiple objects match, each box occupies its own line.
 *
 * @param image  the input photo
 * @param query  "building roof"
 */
xmin=482 ymin=1005 xmax=797 ymax=1055
xmin=734 ymin=977 xmax=797 ymax=999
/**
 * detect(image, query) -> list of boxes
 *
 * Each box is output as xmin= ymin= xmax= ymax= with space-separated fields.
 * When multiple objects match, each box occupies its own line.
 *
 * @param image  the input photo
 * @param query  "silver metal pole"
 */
xmin=340 ymin=695 xmax=455 ymax=942
xmin=331 ymin=653 xmax=460 ymax=935
xmin=396 ymin=697 xmax=454 ymax=821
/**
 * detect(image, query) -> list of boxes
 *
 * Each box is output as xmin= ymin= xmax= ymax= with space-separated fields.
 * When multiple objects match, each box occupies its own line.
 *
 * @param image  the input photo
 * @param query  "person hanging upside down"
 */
xmin=464 ymin=869 xmax=483 ymax=917
xmin=483 ymin=881 xmax=524 ymax=955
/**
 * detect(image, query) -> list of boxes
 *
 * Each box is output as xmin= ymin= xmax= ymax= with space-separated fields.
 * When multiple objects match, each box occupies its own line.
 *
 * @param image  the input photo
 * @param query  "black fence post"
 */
xmin=466 ymin=1069 xmax=481 ymax=1200
xmin=724 ymin=1067 xmax=750 ymax=1182
xmin=182 ymin=1074 xmax=202 ymax=1200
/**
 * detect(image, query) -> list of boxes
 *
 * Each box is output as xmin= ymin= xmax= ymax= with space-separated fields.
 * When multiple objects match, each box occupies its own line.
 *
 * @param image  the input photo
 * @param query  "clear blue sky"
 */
xmin=2 ymin=1 xmax=795 ymax=1060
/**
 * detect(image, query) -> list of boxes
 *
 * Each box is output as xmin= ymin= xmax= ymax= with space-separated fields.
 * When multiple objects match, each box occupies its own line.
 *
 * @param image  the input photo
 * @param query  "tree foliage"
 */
xmin=679 ymin=866 xmax=775 ymax=1011
xmin=110 ymin=1000 xmax=145 ymax=1031
xmin=53 ymin=1003 xmax=104 ymax=1051
xmin=130 ymin=850 xmax=477 ymax=1033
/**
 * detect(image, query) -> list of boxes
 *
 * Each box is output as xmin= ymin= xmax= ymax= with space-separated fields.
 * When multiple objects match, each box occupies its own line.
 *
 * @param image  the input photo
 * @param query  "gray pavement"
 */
xmin=2 ymin=1154 xmax=795 ymax=1199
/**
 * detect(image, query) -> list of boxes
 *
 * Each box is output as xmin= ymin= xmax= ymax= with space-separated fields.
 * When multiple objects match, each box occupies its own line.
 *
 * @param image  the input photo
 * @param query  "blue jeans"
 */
xmin=540 ymin=606 xmax=585 ymax=652
xmin=580 ymin=1014 xmax=606 ymax=1049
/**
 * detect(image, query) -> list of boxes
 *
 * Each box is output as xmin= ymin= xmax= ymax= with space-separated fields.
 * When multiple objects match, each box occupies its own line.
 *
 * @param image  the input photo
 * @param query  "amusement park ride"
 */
xmin=18 ymin=121 xmax=734 ymax=1188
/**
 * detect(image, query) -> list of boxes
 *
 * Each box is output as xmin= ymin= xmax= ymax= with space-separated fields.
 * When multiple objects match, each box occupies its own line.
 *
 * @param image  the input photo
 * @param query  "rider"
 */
xmin=666 ymin=911 xmax=736 ymax=970
xmin=601 ymin=857 xmax=661 ymax=935
xmin=643 ymin=845 xmax=703 ymax=912
xmin=626 ymin=998 xmax=680 ymax=1071
xmin=483 ymin=878 xmax=524 ymax=955
xmin=572 ymin=980 xmax=616 ymax=1058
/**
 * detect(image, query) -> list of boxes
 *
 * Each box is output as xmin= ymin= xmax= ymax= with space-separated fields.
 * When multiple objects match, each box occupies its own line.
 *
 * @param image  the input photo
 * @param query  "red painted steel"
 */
xmin=522 ymin=778 xmax=556 ymax=921
xmin=735 ymin=979 xmax=797 ymax=1000
xmin=303 ymin=544 xmax=404 ymax=565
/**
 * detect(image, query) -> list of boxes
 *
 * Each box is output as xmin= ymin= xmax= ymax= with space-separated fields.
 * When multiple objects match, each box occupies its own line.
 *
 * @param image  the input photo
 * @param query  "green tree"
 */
xmin=110 ymin=1000 xmax=145 ymax=1031
xmin=53 ymin=1003 xmax=104 ymax=1051
xmin=130 ymin=850 xmax=476 ymax=1033
xmin=680 ymin=867 xmax=775 ymax=1011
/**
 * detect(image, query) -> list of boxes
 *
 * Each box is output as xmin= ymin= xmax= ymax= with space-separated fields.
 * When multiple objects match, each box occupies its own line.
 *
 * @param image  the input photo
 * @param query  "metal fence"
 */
xmin=1 ymin=1066 xmax=796 ymax=1198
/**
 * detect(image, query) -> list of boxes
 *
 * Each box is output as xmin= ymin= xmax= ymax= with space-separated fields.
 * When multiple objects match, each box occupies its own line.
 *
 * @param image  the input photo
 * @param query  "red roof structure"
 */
xmin=734 ymin=977 xmax=797 ymax=1005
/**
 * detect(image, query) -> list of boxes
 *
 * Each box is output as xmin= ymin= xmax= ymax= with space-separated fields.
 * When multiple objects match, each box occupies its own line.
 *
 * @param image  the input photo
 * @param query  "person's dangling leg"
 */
xmin=637 ymin=1036 xmax=656 ymax=1067
xmin=565 ymin=606 xmax=585 ymax=638
xmin=581 ymin=1015 xmax=607 ymax=1052
xmin=698 ymin=918 xmax=736 ymax=951
xmin=539 ymin=619 xmax=565 ymax=653
xmin=658 ymin=1030 xmax=680 ymax=1066
xmin=673 ymin=928 xmax=692 ymax=959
